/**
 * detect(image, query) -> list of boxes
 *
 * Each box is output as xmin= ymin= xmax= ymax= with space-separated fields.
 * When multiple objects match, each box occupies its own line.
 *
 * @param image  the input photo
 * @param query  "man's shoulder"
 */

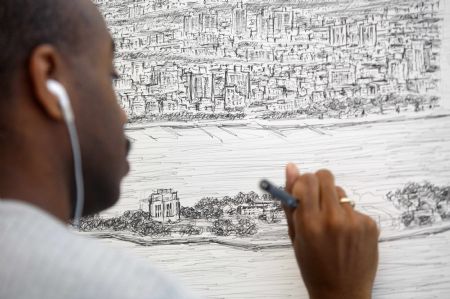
xmin=0 ymin=200 xmax=198 ymax=299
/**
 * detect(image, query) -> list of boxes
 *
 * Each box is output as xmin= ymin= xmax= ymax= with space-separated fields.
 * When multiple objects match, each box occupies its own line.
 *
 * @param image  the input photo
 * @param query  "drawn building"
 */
xmin=201 ymin=11 xmax=219 ymax=33
xmin=407 ymin=40 xmax=427 ymax=78
xmin=225 ymin=66 xmax=251 ymax=98
xmin=237 ymin=201 xmax=277 ymax=217
xmin=272 ymin=7 xmax=294 ymax=40
xmin=328 ymin=65 xmax=356 ymax=88
xmin=128 ymin=4 xmax=145 ymax=18
xmin=185 ymin=70 xmax=214 ymax=109
xmin=131 ymin=94 xmax=146 ymax=117
xmin=359 ymin=23 xmax=377 ymax=47
xmin=183 ymin=13 xmax=201 ymax=34
xmin=232 ymin=1 xmax=247 ymax=36
xmin=329 ymin=23 xmax=348 ymax=46
xmin=148 ymin=189 xmax=181 ymax=223
xmin=255 ymin=9 xmax=268 ymax=40
xmin=97 ymin=0 xmax=441 ymax=120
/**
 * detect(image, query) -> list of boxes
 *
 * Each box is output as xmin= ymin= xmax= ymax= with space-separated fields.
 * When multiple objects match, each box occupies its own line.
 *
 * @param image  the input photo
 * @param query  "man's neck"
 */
xmin=0 ymin=154 xmax=72 ymax=223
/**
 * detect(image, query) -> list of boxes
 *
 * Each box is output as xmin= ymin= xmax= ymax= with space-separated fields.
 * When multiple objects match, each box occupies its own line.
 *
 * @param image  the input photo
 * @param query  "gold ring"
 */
xmin=339 ymin=197 xmax=355 ymax=208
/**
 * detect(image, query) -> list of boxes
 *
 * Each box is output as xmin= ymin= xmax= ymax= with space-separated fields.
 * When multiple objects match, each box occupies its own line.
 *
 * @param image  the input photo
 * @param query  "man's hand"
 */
xmin=284 ymin=164 xmax=379 ymax=299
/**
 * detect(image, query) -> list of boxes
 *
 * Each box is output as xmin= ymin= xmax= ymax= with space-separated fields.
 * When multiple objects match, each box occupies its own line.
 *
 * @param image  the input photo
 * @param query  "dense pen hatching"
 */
xmin=387 ymin=182 xmax=450 ymax=226
xmin=75 ymin=1 xmax=449 ymax=298
xmin=79 ymin=191 xmax=276 ymax=238
xmin=79 ymin=182 xmax=450 ymax=239
xmin=93 ymin=0 xmax=441 ymax=122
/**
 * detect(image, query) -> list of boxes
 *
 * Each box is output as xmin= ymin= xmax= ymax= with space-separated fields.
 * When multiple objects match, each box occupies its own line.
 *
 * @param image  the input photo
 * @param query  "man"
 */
xmin=0 ymin=0 xmax=379 ymax=298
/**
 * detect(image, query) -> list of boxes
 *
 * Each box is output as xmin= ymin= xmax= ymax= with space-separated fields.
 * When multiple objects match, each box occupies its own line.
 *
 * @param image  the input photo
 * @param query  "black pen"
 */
xmin=260 ymin=179 xmax=298 ymax=208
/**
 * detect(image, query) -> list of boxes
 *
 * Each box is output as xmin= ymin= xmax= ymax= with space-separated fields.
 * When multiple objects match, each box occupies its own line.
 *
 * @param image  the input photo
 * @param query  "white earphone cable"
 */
xmin=66 ymin=118 xmax=85 ymax=228
xmin=47 ymin=79 xmax=85 ymax=229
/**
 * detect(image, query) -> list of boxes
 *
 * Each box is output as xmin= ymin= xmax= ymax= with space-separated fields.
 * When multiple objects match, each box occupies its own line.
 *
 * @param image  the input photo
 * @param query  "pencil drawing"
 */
xmin=387 ymin=181 xmax=450 ymax=226
xmin=80 ymin=190 xmax=279 ymax=238
xmin=81 ymin=182 xmax=450 ymax=238
xmin=83 ymin=0 xmax=450 ymax=298
xmin=95 ymin=0 xmax=442 ymax=122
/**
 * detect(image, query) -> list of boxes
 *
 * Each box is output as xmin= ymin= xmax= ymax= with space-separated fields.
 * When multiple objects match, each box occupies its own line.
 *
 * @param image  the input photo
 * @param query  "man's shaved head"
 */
xmin=0 ymin=0 xmax=129 ymax=220
xmin=0 ymin=0 xmax=100 ymax=97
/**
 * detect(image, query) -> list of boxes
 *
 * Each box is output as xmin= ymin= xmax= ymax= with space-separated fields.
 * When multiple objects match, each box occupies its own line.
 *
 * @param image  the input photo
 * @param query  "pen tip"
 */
xmin=260 ymin=180 xmax=269 ymax=190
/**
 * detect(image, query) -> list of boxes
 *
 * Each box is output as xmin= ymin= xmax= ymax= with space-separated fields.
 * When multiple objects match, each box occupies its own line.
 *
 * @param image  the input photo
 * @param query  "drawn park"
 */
xmin=80 ymin=179 xmax=450 ymax=245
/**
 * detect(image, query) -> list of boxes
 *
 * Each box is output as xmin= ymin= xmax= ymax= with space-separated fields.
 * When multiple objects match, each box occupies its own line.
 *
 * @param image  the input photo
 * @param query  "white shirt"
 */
xmin=0 ymin=200 xmax=199 ymax=299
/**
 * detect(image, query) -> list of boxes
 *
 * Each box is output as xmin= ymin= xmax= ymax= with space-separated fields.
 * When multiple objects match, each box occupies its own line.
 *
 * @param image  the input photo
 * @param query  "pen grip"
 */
xmin=269 ymin=185 xmax=298 ymax=208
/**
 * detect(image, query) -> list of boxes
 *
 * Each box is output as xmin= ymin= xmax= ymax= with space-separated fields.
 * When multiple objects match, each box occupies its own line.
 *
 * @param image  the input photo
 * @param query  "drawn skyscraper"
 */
xmin=232 ymin=1 xmax=247 ymax=36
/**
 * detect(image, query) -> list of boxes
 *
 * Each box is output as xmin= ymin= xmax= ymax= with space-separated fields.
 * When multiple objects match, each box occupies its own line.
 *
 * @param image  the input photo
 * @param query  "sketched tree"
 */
xmin=138 ymin=221 xmax=172 ymax=237
xmin=78 ymin=214 xmax=103 ymax=231
xmin=436 ymin=187 xmax=450 ymax=220
xmin=232 ymin=191 xmax=260 ymax=206
xmin=232 ymin=192 xmax=247 ymax=205
xmin=245 ymin=191 xmax=260 ymax=205
xmin=180 ymin=206 xmax=201 ymax=219
xmin=235 ymin=218 xmax=258 ymax=236
xmin=211 ymin=219 xmax=234 ymax=236
xmin=194 ymin=197 xmax=224 ymax=220
xmin=221 ymin=196 xmax=237 ymax=216
xmin=179 ymin=224 xmax=202 ymax=236
xmin=386 ymin=182 xmax=450 ymax=226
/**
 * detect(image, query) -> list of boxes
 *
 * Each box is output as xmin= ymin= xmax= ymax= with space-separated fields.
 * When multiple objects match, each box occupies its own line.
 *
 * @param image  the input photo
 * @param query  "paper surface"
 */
xmin=89 ymin=1 xmax=450 ymax=298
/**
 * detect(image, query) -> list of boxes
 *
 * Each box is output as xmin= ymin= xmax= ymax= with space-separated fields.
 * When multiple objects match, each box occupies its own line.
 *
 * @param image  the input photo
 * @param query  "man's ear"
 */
xmin=28 ymin=45 xmax=66 ymax=121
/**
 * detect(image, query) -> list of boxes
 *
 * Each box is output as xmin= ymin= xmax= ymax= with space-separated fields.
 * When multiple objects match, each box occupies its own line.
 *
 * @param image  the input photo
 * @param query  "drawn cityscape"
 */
xmin=93 ymin=0 xmax=442 ymax=121
xmin=85 ymin=1 xmax=450 ymax=298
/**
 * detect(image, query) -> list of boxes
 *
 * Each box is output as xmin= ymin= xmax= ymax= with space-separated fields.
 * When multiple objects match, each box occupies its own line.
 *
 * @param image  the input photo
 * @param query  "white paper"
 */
xmin=90 ymin=1 xmax=450 ymax=298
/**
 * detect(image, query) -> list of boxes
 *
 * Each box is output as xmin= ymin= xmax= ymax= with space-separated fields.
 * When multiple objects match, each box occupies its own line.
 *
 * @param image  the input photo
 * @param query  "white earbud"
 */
xmin=46 ymin=79 xmax=85 ymax=228
xmin=46 ymin=79 xmax=74 ymax=123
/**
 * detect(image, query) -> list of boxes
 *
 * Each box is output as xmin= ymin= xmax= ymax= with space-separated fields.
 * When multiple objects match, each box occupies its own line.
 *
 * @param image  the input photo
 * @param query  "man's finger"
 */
xmin=316 ymin=169 xmax=339 ymax=211
xmin=282 ymin=204 xmax=296 ymax=242
xmin=285 ymin=163 xmax=300 ymax=194
xmin=336 ymin=186 xmax=346 ymax=199
xmin=284 ymin=163 xmax=300 ymax=242
xmin=291 ymin=174 xmax=320 ymax=215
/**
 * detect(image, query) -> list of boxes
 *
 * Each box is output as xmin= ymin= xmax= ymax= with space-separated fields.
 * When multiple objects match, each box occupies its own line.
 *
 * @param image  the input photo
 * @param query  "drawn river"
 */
xmin=95 ymin=112 xmax=450 ymax=298
xmin=104 ymin=112 xmax=450 ymax=220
